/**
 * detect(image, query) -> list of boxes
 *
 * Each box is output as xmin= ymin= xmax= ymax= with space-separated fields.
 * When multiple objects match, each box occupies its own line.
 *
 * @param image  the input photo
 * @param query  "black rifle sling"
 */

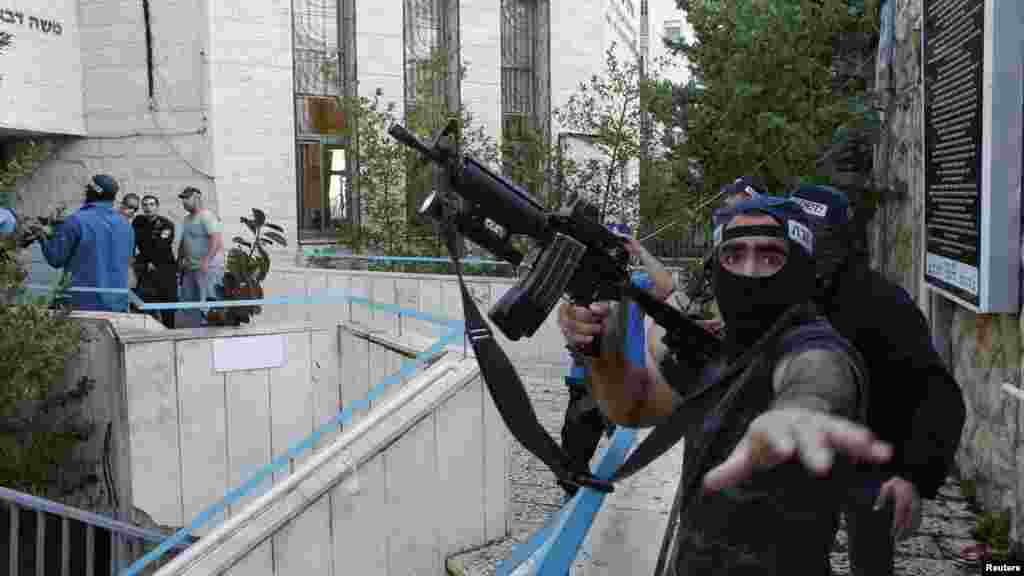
xmin=447 ymin=238 xmax=614 ymax=493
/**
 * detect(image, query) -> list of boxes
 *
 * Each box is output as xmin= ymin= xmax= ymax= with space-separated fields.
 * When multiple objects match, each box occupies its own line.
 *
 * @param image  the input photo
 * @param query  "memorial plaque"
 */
xmin=922 ymin=0 xmax=1021 ymax=313
xmin=923 ymin=0 xmax=985 ymax=306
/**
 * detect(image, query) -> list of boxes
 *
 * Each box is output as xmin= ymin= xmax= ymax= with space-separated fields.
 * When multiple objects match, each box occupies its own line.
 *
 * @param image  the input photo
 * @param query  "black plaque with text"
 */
xmin=923 ymin=0 xmax=984 ymax=306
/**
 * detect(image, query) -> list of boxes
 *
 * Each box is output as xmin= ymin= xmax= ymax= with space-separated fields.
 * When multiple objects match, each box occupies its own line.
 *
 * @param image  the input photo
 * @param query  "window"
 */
xmin=403 ymin=0 xmax=450 ymax=221
xmin=664 ymin=21 xmax=682 ymax=44
xmin=293 ymin=0 xmax=352 ymax=242
xmin=502 ymin=0 xmax=538 ymax=185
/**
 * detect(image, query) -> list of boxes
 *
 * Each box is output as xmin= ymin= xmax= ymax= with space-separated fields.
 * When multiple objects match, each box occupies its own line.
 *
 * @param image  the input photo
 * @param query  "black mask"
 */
xmin=713 ymin=226 xmax=815 ymax=352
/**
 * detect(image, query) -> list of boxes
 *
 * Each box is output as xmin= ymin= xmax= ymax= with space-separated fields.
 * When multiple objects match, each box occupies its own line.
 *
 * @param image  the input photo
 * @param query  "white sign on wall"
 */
xmin=0 ymin=1 xmax=85 ymax=135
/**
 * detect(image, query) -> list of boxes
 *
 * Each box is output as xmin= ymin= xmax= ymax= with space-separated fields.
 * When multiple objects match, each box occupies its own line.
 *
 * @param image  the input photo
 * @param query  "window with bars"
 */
xmin=501 ymin=0 xmax=539 ymax=188
xmin=293 ymin=0 xmax=351 ymax=241
xmin=403 ymin=0 xmax=449 ymax=222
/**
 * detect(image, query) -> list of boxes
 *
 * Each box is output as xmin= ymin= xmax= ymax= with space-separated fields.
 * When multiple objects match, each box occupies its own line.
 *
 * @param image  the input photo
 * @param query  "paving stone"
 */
xmin=926 ymin=498 xmax=977 ymax=520
xmin=896 ymin=534 xmax=944 ymax=558
xmin=937 ymin=483 xmax=968 ymax=501
xmin=918 ymin=513 xmax=978 ymax=539
xmin=829 ymin=550 xmax=851 ymax=575
xmin=893 ymin=556 xmax=966 ymax=575
xmin=935 ymin=536 xmax=980 ymax=561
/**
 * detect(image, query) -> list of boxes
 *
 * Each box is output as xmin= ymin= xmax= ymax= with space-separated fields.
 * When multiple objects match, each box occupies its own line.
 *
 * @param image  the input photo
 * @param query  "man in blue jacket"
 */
xmin=37 ymin=174 xmax=135 ymax=312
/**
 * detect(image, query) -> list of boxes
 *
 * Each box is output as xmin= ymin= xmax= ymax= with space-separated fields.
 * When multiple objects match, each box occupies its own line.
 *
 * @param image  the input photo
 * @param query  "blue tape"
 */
xmin=496 ymin=427 xmax=638 ymax=576
xmin=121 ymin=327 xmax=464 ymax=575
xmin=500 ymin=303 xmax=645 ymax=575
xmin=302 ymin=253 xmax=514 ymax=266
xmin=536 ymin=428 xmax=636 ymax=575
xmin=24 ymin=284 xmax=461 ymax=328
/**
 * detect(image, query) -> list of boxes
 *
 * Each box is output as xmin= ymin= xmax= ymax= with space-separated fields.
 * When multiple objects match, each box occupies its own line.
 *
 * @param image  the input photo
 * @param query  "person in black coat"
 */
xmin=133 ymin=195 xmax=179 ymax=328
xmin=791 ymin=184 xmax=966 ymax=576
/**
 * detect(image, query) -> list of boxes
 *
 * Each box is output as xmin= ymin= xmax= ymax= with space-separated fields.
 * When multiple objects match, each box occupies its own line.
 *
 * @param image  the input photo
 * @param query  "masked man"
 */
xmin=790 ymin=184 xmax=965 ymax=575
xmin=559 ymin=196 xmax=891 ymax=574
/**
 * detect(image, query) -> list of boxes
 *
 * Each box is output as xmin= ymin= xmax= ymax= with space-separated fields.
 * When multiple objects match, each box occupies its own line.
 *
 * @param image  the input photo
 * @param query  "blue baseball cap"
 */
xmin=790 ymin=184 xmax=850 ymax=227
xmin=87 ymin=174 xmax=120 ymax=197
xmin=713 ymin=194 xmax=815 ymax=257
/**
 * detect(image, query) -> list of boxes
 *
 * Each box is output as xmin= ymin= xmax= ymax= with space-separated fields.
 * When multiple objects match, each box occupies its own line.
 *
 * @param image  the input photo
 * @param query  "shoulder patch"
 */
xmin=794 ymin=197 xmax=828 ymax=219
xmin=787 ymin=219 xmax=813 ymax=255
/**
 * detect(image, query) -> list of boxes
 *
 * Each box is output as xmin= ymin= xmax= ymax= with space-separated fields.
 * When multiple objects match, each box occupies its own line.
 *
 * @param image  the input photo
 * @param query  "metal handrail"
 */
xmin=0 ymin=485 xmax=195 ymax=576
xmin=0 ymin=487 xmax=193 ymax=549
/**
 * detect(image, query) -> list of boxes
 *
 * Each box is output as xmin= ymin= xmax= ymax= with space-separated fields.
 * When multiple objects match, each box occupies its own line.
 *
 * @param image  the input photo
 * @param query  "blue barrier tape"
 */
xmin=24 ymin=284 xmax=147 ymax=307
xmin=499 ymin=299 xmax=646 ymax=575
xmin=23 ymin=284 xmax=462 ymax=328
xmin=136 ymin=291 xmax=462 ymax=328
xmin=495 ymin=428 xmax=638 ymax=576
xmin=121 ymin=326 xmax=465 ymax=576
xmin=537 ymin=429 xmax=637 ymax=575
xmin=302 ymin=253 xmax=515 ymax=266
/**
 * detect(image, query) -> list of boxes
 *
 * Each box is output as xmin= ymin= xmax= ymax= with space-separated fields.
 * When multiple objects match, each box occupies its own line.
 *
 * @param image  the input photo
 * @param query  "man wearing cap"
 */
xmin=35 ymin=174 xmax=135 ymax=311
xmin=790 ymin=184 xmax=965 ymax=576
xmin=680 ymin=175 xmax=768 ymax=335
xmin=177 ymin=186 xmax=224 ymax=326
xmin=559 ymin=195 xmax=892 ymax=574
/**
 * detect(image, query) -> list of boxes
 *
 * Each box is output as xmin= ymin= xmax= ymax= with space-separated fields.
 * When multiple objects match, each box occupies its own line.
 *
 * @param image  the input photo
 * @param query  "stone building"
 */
xmin=872 ymin=0 xmax=1023 ymax=554
xmin=1 ymin=0 xmax=643 ymax=253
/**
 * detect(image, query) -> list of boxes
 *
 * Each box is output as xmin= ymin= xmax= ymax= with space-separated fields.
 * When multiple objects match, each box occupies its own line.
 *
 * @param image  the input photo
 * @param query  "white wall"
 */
xmin=206 ymin=1 xmax=299 ymax=248
xmin=15 ymin=0 xmax=219 ymax=241
xmin=550 ymin=0 xmax=606 ymax=138
xmin=0 ymin=0 xmax=85 ymax=135
xmin=356 ymin=0 xmax=405 ymax=117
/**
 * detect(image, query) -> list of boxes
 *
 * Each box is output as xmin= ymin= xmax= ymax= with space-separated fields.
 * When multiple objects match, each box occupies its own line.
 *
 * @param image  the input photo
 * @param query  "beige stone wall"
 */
xmin=874 ymin=0 xmax=1023 ymax=551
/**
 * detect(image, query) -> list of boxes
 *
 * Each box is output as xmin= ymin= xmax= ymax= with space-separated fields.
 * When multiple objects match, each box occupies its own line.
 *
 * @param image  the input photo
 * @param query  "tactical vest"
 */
xmin=664 ymin=304 xmax=866 ymax=576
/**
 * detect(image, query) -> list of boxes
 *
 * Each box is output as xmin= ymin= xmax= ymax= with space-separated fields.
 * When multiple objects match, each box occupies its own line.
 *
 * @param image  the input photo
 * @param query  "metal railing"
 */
xmin=0 ymin=486 xmax=193 ymax=576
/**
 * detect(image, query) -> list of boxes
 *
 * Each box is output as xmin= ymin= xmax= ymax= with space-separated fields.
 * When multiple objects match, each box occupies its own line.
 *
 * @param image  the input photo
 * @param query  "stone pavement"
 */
xmin=447 ymin=363 xmax=993 ymax=576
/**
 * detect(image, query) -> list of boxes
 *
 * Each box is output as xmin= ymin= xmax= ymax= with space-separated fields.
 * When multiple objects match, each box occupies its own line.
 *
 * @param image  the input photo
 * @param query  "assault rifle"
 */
xmin=389 ymin=119 xmax=720 ymax=362
xmin=388 ymin=119 xmax=720 ymax=495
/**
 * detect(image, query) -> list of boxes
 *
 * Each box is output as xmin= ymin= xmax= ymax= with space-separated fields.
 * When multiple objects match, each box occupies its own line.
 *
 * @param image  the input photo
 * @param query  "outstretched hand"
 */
xmin=702 ymin=408 xmax=893 ymax=493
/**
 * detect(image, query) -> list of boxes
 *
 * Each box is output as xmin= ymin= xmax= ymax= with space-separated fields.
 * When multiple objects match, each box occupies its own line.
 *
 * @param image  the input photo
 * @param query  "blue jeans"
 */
xmin=179 ymin=267 xmax=224 ymax=326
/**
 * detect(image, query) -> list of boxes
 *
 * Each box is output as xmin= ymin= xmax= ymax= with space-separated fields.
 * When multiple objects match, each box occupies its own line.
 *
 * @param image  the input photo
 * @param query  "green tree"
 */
xmin=672 ymin=0 xmax=880 ymax=197
xmin=553 ymin=44 xmax=656 ymax=230
xmin=331 ymin=47 xmax=501 ymax=261
xmin=0 ymin=206 xmax=92 ymax=498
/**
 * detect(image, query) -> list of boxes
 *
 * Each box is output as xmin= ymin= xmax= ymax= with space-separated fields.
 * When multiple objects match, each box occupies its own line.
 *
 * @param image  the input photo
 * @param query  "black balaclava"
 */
xmin=790 ymin=184 xmax=852 ymax=291
xmin=712 ymin=196 xmax=817 ymax=352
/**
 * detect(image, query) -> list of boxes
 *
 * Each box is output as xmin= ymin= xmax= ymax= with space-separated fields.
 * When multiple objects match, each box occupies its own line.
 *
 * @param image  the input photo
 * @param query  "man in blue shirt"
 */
xmin=35 ymin=174 xmax=135 ymax=312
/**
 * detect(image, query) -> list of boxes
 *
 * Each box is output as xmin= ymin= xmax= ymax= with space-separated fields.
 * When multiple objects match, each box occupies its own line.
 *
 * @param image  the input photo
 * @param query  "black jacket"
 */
xmin=818 ymin=256 xmax=966 ymax=499
xmin=133 ymin=215 xmax=177 ymax=269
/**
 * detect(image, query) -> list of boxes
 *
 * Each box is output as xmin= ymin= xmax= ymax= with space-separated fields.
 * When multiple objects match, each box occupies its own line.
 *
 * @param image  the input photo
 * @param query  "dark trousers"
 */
xmin=558 ymin=383 xmax=612 ymax=497
xmin=842 ymin=472 xmax=896 ymax=576
xmin=136 ymin=265 xmax=177 ymax=329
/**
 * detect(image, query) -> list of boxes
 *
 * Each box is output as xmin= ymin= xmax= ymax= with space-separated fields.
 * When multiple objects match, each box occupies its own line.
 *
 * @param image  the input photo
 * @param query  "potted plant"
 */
xmin=206 ymin=208 xmax=287 ymax=326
